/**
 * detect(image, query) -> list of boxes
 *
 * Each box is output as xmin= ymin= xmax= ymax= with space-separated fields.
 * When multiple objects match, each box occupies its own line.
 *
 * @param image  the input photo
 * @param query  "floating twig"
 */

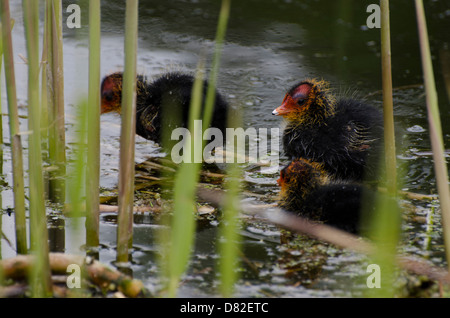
xmin=0 ymin=253 xmax=147 ymax=298
xmin=196 ymin=187 xmax=450 ymax=286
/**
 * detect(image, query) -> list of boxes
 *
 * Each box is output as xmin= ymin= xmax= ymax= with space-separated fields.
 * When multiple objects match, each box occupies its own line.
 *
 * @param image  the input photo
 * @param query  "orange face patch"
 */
xmin=272 ymin=94 xmax=296 ymax=116
xmin=101 ymin=74 xmax=122 ymax=114
xmin=273 ymin=83 xmax=313 ymax=120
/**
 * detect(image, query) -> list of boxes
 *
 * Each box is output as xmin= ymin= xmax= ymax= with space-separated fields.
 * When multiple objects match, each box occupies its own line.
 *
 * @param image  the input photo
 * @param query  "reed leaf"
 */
xmin=440 ymin=48 xmax=450 ymax=104
xmin=22 ymin=0 xmax=52 ymax=297
xmin=0 ymin=22 xmax=3 ymax=152
xmin=0 ymin=0 xmax=27 ymax=255
xmin=165 ymin=0 xmax=231 ymax=297
xmin=218 ymin=162 xmax=242 ymax=297
xmin=415 ymin=0 xmax=450 ymax=273
xmin=86 ymin=0 xmax=101 ymax=249
xmin=47 ymin=0 xmax=66 ymax=203
xmin=362 ymin=0 xmax=402 ymax=297
xmin=0 ymin=22 xmax=3 ymax=270
xmin=66 ymin=99 xmax=87 ymax=218
xmin=166 ymin=63 xmax=205 ymax=297
xmin=207 ymin=0 xmax=234 ymax=297
xmin=202 ymin=0 xmax=231 ymax=133
xmin=364 ymin=192 xmax=401 ymax=297
xmin=380 ymin=0 xmax=397 ymax=195
xmin=40 ymin=1 xmax=50 ymax=158
xmin=116 ymin=0 xmax=139 ymax=264
xmin=0 ymin=20 xmax=4 ymax=196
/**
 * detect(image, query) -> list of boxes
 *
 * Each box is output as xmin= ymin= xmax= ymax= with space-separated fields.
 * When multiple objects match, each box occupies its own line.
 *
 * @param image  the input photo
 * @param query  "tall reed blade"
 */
xmin=48 ymin=0 xmax=66 ymax=203
xmin=0 ymin=21 xmax=4 ymax=207
xmin=361 ymin=0 xmax=403 ymax=297
xmin=415 ymin=0 xmax=450 ymax=273
xmin=202 ymin=0 xmax=231 ymax=133
xmin=22 ymin=0 xmax=52 ymax=297
xmin=0 ymin=22 xmax=3 ymax=269
xmin=380 ymin=0 xmax=397 ymax=195
xmin=164 ymin=0 xmax=231 ymax=297
xmin=0 ymin=0 xmax=27 ymax=255
xmin=40 ymin=0 xmax=50 ymax=166
xmin=166 ymin=63 xmax=205 ymax=297
xmin=364 ymin=192 xmax=401 ymax=297
xmin=116 ymin=0 xmax=139 ymax=264
xmin=439 ymin=48 xmax=450 ymax=103
xmin=218 ymin=161 xmax=242 ymax=297
xmin=0 ymin=22 xmax=3 ymax=155
xmin=86 ymin=0 xmax=101 ymax=250
xmin=66 ymin=98 xmax=87 ymax=221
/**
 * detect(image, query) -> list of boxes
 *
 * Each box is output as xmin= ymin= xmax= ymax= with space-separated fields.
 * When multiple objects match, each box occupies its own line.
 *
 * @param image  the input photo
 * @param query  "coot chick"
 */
xmin=101 ymin=72 xmax=229 ymax=148
xmin=277 ymin=158 xmax=375 ymax=234
xmin=273 ymin=79 xmax=383 ymax=181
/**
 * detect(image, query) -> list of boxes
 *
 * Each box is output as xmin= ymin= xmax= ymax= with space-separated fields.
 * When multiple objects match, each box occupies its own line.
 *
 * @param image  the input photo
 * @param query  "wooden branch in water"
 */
xmin=0 ymin=253 xmax=146 ymax=298
xmin=399 ymin=190 xmax=438 ymax=201
xmin=196 ymin=187 xmax=450 ymax=285
xmin=378 ymin=186 xmax=438 ymax=201
xmin=99 ymin=204 xmax=162 ymax=214
xmin=137 ymin=160 xmax=176 ymax=173
xmin=250 ymin=205 xmax=374 ymax=254
xmin=253 ymin=204 xmax=450 ymax=285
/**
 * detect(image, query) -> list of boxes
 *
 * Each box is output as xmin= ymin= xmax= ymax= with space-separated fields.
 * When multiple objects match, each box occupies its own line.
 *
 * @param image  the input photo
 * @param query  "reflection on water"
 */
xmin=1 ymin=0 xmax=450 ymax=297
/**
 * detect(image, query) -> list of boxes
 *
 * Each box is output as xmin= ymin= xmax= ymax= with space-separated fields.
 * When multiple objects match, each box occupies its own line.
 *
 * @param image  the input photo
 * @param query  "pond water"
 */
xmin=1 ymin=0 xmax=450 ymax=297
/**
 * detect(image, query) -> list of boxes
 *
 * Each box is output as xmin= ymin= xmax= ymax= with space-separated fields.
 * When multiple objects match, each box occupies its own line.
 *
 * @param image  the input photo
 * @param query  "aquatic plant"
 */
xmin=380 ymin=0 xmax=397 ymax=195
xmin=164 ymin=0 xmax=232 ymax=297
xmin=0 ymin=0 xmax=27 ymax=255
xmin=86 ymin=0 xmax=101 ymax=250
xmin=46 ymin=0 xmax=66 ymax=204
xmin=116 ymin=0 xmax=139 ymax=264
xmin=415 ymin=0 xmax=450 ymax=273
xmin=22 ymin=0 xmax=52 ymax=297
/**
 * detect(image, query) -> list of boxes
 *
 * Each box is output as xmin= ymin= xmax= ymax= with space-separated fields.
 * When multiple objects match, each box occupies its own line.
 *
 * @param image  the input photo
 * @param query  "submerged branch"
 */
xmin=196 ymin=187 xmax=450 ymax=286
xmin=0 ymin=253 xmax=147 ymax=298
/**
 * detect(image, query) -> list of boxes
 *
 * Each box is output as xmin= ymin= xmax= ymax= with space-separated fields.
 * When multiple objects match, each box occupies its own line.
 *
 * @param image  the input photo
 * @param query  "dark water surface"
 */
xmin=1 ymin=0 xmax=450 ymax=297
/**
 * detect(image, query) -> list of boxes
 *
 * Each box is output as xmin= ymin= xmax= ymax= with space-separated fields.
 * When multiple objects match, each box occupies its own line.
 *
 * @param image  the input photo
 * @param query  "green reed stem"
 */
xmin=415 ymin=0 xmax=450 ymax=273
xmin=0 ymin=23 xmax=3 ymax=152
xmin=206 ymin=0 xmax=236 ymax=297
xmin=440 ymin=49 xmax=450 ymax=104
xmin=66 ymin=99 xmax=87 ymax=219
xmin=0 ymin=22 xmax=3 ymax=268
xmin=166 ymin=63 xmax=205 ymax=297
xmin=116 ymin=0 xmax=139 ymax=264
xmin=0 ymin=21 xmax=4 ymax=180
xmin=23 ymin=0 xmax=52 ymax=297
xmin=218 ymin=162 xmax=242 ymax=297
xmin=40 ymin=0 xmax=50 ymax=161
xmin=361 ymin=0 xmax=402 ymax=298
xmin=48 ymin=0 xmax=66 ymax=203
xmin=0 ymin=0 xmax=27 ymax=255
xmin=202 ymin=0 xmax=231 ymax=133
xmin=86 ymin=0 xmax=101 ymax=249
xmin=364 ymin=193 xmax=401 ymax=297
xmin=380 ymin=0 xmax=397 ymax=195
xmin=165 ymin=0 xmax=231 ymax=297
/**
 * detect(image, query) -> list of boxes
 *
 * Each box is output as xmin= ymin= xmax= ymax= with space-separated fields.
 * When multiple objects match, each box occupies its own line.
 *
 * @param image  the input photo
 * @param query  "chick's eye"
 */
xmin=103 ymin=92 xmax=114 ymax=102
xmin=297 ymin=99 xmax=305 ymax=105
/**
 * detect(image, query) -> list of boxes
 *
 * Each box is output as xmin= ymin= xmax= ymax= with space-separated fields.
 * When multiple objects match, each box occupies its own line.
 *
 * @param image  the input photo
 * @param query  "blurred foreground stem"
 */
xmin=0 ymin=0 xmax=27 ymax=254
xmin=415 ymin=0 xmax=450 ymax=273
xmin=23 ymin=0 xmax=52 ymax=297
xmin=117 ymin=0 xmax=139 ymax=264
